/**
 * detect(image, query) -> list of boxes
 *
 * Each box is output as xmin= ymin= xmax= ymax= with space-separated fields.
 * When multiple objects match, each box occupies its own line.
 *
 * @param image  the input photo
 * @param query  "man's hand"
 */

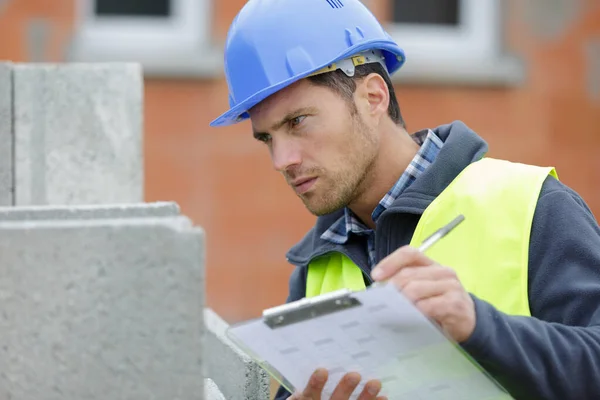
xmin=287 ymin=368 xmax=387 ymax=400
xmin=371 ymin=245 xmax=476 ymax=343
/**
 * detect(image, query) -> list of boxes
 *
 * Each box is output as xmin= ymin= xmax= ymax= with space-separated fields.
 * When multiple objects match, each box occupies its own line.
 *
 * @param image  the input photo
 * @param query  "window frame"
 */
xmin=67 ymin=0 xmax=222 ymax=78
xmin=382 ymin=0 xmax=524 ymax=85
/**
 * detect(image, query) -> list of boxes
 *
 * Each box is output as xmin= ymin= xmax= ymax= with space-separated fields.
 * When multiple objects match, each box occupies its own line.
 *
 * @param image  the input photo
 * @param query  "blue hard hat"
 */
xmin=209 ymin=0 xmax=406 ymax=127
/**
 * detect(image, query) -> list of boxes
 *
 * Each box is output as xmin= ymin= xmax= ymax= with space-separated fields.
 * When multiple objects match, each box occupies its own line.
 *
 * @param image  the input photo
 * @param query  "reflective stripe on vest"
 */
xmin=305 ymin=158 xmax=558 ymax=317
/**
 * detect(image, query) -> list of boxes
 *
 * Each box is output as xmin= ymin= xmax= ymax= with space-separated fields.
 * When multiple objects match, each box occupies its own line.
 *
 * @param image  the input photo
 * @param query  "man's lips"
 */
xmin=292 ymin=177 xmax=317 ymax=194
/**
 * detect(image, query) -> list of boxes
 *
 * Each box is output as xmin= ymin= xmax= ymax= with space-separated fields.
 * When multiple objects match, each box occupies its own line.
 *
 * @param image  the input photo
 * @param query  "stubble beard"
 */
xmin=301 ymin=117 xmax=378 ymax=216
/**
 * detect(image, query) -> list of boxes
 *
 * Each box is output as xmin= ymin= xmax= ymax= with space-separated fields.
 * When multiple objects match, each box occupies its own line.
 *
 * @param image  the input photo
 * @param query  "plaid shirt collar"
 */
xmin=321 ymin=129 xmax=444 ymax=244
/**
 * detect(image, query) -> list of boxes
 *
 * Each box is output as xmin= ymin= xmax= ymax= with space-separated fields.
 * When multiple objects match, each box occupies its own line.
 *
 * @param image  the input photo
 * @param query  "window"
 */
xmin=382 ymin=0 xmax=523 ymax=85
xmin=94 ymin=0 xmax=172 ymax=17
xmin=68 ymin=0 xmax=222 ymax=77
xmin=392 ymin=0 xmax=459 ymax=25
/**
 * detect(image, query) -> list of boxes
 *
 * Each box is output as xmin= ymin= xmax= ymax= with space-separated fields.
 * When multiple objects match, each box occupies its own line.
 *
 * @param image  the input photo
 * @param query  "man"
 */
xmin=210 ymin=0 xmax=600 ymax=399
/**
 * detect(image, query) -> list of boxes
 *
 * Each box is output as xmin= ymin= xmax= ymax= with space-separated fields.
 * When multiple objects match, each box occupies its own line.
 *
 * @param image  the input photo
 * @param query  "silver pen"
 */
xmin=370 ymin=214 xmax=465 ymax=288
xmin=417 ymin=214 xmax=465 ymax=253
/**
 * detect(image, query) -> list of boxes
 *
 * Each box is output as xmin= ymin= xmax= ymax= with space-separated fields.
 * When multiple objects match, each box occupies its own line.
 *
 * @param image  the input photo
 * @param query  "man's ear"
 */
xmin=357 ymin=73 xmax=389 ymax=121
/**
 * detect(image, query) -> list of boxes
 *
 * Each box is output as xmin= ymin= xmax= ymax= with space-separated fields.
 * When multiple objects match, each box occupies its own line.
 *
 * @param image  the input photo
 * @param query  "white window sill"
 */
xmin=66 ymin=39 xmax=224 ymax=79
xmin=390 ymin=54 xmax=525 ymax=87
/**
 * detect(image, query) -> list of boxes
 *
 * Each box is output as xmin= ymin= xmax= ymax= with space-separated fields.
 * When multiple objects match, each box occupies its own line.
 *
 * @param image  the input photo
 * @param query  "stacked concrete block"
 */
xmin=0 ymin=61 xmax=143 ymax=206
xmin=0 ymin=60 xmax=275 ymax=398
xmin=0 ymin=201 xmax=180 ymax=221
xmin=0 ymin=63 xmax=13 ymax=206
xmin=205 ymin=378 xmax=227 ymax=400
xmin=204 ymin=308 xmax=271 ymax=400
xmin=0 ymin=204 xmax=205 ymax=400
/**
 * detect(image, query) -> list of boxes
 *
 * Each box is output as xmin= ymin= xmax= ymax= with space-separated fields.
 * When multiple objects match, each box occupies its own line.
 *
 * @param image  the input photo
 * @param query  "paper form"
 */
xmin=227 ymin=283 xmax=513 ymax=400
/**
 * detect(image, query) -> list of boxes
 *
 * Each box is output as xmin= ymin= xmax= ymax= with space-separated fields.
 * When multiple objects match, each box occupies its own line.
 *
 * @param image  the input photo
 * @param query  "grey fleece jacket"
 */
xmin=274 ymin=120 xmax=600 ymax=400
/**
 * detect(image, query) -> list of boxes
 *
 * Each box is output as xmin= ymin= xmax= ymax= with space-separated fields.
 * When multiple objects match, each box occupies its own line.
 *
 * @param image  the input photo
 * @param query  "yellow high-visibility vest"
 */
xmin=305 ymin=158 xmax=558 ymax=317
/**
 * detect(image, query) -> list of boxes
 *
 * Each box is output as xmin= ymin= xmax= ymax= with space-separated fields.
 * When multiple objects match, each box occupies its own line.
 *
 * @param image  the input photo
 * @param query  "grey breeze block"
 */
xmin=0 ymin=216 xmax=205 ymax=400
xmin=12 ymin=62 xmax=143 ymax=206
xmin=205 ymin=378 xmax=227 ymax=400
xmin=204 ymin=308 xmax=271 ymax=400
xmin=0 ymin=201 xmax=181 ymax=221
xmin=0 ymin=63 xmax=13 ymax=206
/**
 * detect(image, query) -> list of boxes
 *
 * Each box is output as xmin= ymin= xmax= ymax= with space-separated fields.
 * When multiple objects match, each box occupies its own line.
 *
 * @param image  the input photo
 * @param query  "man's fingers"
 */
xmin=371 ymin=246 xmax=431 ymax=281
xmin=356 ymin=379 xmax=382 ymax=400
xmin=291 ymin=371 xmax=388 ymax=400
xmin=397 ymin=278 xmax=461 ymax=303
xmin=416 ymin=291 xmax=472 ymax=320
xmin=299 ymin=368 xmax=328 ymax=399
xmin=390 ymin=265 xmax=457 ymax=289
xmin=330 ymin=372 xmax=361 ymax=400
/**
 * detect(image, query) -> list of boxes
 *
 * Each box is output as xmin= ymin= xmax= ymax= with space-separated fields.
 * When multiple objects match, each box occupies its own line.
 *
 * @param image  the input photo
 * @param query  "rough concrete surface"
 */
xmin=0 ymin=201 xmax=180 ymax=221
xmin=0 ymin=62 xmax=13 ymax=206
xmin=204 ymin=308 xmax=271 ymax=400
xmin=12 ymin=63 xmax=143 ymax=206
xmin=204 ymin=378 xmax=227 ymax=400
xmin=0 ymin=216 xmax=205 ymax=399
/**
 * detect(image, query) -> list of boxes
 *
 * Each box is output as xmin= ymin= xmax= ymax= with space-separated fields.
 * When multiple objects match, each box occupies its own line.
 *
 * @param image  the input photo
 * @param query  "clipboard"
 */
xmin=226 ymin=283 xmax=514 ymax=399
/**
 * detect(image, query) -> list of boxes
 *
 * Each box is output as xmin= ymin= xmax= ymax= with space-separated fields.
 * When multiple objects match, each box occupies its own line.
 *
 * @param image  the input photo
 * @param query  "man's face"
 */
xmin=250 ymin=79 xmax=380 ymax=216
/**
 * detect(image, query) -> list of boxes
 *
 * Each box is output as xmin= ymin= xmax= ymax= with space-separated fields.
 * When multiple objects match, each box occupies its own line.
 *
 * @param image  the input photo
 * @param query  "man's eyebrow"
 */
xmin=252 ymin=107 xmax=317 ymax=138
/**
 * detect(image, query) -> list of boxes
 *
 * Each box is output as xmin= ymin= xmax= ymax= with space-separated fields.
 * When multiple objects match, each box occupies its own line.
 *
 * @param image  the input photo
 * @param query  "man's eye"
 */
xmin=256 ymin=134 xmax=271 ymax=143
xmin=290 ymin=116 xmax=306 ymax=128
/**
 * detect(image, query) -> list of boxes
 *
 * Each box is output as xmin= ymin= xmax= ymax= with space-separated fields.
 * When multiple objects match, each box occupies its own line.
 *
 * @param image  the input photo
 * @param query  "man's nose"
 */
xmin=271 ymin=137 xmax=302 ymax=172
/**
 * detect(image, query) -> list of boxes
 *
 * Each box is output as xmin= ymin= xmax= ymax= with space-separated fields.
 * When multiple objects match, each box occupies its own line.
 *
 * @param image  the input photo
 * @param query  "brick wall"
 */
xmin=1 ymin=0 xmax=599 ymax=324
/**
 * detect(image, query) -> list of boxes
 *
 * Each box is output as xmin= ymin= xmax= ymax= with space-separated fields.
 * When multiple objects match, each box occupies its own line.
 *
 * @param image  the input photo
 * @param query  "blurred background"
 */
xmin=1 ymin=0 xmax=599 ymax=325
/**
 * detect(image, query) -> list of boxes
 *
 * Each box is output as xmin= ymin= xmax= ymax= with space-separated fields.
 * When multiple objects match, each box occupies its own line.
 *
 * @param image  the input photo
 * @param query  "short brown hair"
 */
xmin=307 ymin=62 xmax=406 ymax=128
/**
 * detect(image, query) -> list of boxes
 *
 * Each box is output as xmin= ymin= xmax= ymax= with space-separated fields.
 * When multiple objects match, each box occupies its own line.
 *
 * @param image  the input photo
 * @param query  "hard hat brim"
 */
xmin=209 ymin=41 xmax=406 ymax=127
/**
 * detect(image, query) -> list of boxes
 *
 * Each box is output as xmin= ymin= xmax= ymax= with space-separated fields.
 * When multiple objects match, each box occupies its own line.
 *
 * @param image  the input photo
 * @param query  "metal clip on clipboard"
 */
xmin=263 ymin=288 xmax=362 ymax=329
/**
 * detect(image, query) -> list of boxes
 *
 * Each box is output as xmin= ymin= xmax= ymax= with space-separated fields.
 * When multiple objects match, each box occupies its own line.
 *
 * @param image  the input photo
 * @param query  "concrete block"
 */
xmin=0 ymin=201 xmax=180 ymax=221
xmin=12 ymin=63 xmax=143 ymax=206
xmin=0 ymin=216 xmax=205 ymax=399
xmin=0 ymin=62 xmax=13 ymax=206
xmin=204 ymin=308 xmax=270 ymax=400
xmin=204 ymin=378 xmax=227 ymax=400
